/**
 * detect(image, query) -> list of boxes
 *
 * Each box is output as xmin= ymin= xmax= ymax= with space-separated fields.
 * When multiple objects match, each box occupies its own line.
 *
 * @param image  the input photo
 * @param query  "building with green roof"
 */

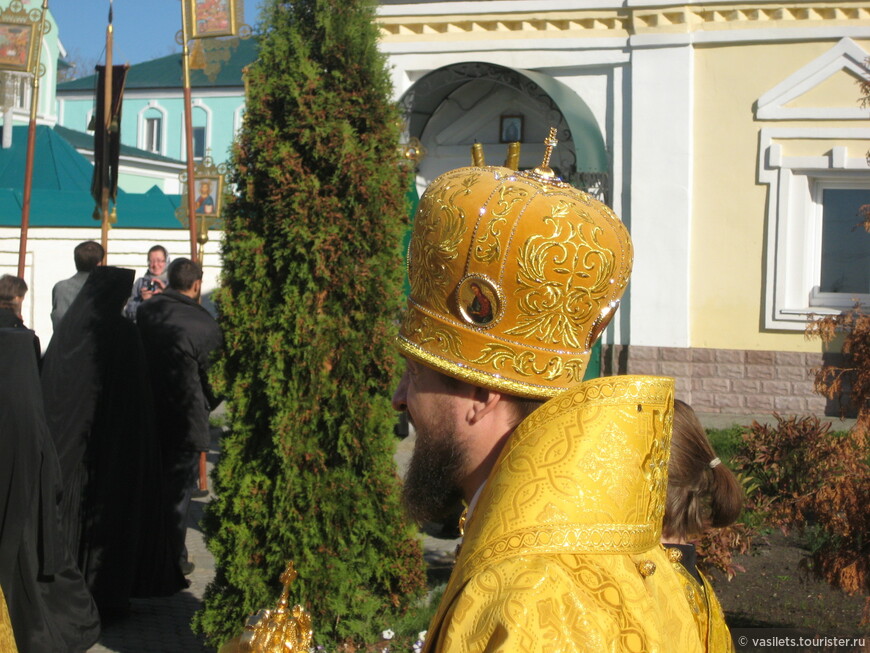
xmin=57 ymin=37 xmax=255 ymax=193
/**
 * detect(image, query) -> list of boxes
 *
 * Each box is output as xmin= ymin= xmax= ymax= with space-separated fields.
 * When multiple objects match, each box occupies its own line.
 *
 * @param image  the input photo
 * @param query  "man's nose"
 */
xmin=391 ymin=370 xmax=409 ymax=412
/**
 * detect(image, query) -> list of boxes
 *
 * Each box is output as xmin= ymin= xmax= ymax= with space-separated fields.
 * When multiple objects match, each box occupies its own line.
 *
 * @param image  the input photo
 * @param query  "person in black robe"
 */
xmin=0 ymin=328 xmax=101 ymax=652
xmin=0 ymin=274 xmax=41 ymax=358
xmin=40 ymin=266 xmax=186 ymax=622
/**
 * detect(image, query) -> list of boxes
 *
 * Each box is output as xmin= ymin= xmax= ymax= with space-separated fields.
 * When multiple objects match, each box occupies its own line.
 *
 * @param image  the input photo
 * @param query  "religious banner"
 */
xmin=176 ymin=155 xmax=228 ymax=260
xmin=91 ymin=65 xmax=129 ymax=219
xmin=186 ymin=0 xmax=239 ymax=39
xmin=0 ymin=1 xmax=47 ymax=75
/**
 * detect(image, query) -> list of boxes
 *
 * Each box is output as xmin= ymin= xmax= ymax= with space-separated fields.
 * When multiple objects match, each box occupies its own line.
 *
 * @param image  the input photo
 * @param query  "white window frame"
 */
xmin=809 ymin=180 xmax=870 ymax=308
xmin=192 ymin=125 xmax=206 ymax=160
xmin=144 ymin=115 xmax=162 ymax=154
xmin=181 ymin=100 xmax=212 ymax=161
xmin=137 ymin=101 xmax=168 ymax=155
xmin=759 ymin=128 xmax=870 ymax=330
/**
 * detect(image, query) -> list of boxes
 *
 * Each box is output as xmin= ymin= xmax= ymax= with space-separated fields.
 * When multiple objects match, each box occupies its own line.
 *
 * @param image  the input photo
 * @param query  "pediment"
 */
xmin=756 ymin=38 xmax=870 ymax=120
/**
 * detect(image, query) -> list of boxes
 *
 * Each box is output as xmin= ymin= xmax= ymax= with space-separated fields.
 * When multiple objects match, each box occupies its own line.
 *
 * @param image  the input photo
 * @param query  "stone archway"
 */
xmin=399 ymin=62 xmax=609 ymax=200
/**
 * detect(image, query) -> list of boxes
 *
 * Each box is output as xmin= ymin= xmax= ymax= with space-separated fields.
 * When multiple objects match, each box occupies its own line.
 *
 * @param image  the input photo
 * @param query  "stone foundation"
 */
xmin=600 ymin=345 xmax=842 ymax=416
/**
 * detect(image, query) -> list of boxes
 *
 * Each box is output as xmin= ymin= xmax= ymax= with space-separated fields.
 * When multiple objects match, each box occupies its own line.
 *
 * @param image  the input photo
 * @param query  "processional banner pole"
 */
xmin=99 ymin=0 xmax=113 ymax=263
xmin=179 ymin=0 xmax=198 ymax=263
xmin=16 ymin=0 xmax=48 ymax=278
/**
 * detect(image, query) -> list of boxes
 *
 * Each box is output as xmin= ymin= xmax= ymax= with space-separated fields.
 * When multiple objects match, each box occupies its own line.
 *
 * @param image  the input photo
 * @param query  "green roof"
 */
xmin=53 ymin=125 xmax=183 ymax=165
xmin=57 ymin=37 xmax=257 ymax=92
xmin=0 ymin=125 xmax=92 ymax=191
xmin=0 ymin=125 xmax=183 ymax=229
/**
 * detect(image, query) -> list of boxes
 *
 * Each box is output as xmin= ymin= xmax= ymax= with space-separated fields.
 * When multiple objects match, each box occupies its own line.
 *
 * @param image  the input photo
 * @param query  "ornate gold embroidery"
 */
xmin=403 ymin=312 xmax=465 ymax=359
xmin=506 ymin=201 xmax=616 ymax=348
xmin=465 ymin=522 xmax=660 ymax=572
xmin=643 ymin=410 xmax=670 ymax=523
xmin=408 ymin=174 xmax=474 ymax=313
xmin=471 ymin=343 xmax=589 ymax=382
xmin=473 ymin=185 xmax=528 ymax=263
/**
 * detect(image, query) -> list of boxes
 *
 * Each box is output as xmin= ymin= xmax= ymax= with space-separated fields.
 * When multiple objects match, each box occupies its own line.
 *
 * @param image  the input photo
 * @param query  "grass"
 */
xmin=706 ymin=425 xmax=745 ymax=467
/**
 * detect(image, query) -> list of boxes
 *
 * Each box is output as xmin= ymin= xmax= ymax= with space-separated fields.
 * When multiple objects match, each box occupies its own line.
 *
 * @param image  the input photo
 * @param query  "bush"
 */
xmin=807 ymin=303 xmax=870 ymax=623
xmin=192 ymin=0 xmax=427 ymax=648
xmin=733 ymin=413 xmax=869 ymax=623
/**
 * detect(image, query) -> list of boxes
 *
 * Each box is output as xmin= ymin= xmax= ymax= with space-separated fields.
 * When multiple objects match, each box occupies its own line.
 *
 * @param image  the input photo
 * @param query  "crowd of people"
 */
xmin=2 ymin=150 xmax=748 ymax=653
xmin=0 ymin=243 xmax=222 ymax=653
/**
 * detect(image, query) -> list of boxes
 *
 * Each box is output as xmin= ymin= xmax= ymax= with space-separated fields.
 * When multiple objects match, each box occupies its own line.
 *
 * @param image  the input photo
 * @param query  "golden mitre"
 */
xmin=398 ymin=128 xmax=632 ymax=398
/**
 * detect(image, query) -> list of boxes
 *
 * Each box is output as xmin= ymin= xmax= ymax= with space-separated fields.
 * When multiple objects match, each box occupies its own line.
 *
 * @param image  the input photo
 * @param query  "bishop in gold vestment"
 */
xmin=392 ymin=133 xmax=708 ymax=652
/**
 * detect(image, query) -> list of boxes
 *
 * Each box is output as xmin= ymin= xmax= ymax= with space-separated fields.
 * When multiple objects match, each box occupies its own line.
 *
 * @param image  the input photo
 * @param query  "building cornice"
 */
xmin=378 ymin=2 xmax=870 ymax=44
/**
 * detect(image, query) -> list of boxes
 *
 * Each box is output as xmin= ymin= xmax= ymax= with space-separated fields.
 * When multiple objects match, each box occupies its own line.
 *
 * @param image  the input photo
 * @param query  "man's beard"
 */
xmin=402 ymin=417 xmax=466 ymax=525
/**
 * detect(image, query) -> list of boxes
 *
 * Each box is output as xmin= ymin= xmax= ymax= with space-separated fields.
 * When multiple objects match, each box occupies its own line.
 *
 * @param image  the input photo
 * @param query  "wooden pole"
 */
xmin=100 ymin=1 xmax=114 ymax=264
xmin=17 ymin=0 xmax=49 ymax=278
xmin=198 ymin=451 xmax=208 ymax=492
xmin=180 ymin=0 xmax=199 ymax=263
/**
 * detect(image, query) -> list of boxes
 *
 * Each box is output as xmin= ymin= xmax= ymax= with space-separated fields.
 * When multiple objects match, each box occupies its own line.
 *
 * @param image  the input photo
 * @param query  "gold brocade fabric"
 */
xmin=670 ymin=562 xmax=735 ymax=653
xmin=0 ymin=584 xmax=17 ymax=653
xmin=423 ymin=375 xmax=704 ymax=653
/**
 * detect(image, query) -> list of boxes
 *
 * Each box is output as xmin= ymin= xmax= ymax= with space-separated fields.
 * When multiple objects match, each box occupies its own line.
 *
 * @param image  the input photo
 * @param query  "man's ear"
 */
xmin=466 ymin=386 xmax=503 ymax=425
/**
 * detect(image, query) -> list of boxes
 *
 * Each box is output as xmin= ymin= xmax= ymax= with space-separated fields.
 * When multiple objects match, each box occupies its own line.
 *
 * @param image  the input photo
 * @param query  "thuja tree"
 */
xmin=193 ymin=0 xmax=426 ymax=647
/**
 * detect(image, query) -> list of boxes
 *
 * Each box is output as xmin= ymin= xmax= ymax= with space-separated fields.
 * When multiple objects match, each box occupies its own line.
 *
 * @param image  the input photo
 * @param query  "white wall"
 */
xmin=626 ymin=44 xmax=693 ymax=348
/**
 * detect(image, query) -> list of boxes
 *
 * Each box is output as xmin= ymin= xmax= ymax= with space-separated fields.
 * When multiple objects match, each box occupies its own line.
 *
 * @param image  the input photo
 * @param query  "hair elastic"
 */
xmin=709 ymin=457 xmax=721 ymax=469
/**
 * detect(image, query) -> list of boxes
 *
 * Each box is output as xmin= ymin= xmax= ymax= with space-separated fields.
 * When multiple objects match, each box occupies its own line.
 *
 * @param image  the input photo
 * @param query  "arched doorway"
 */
xmin=399 ymin=61 xmax=609 ymax=201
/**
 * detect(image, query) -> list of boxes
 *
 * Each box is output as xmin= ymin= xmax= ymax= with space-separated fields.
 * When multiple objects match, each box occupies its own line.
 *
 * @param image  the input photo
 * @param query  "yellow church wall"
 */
xmin=690 ymin=39 xmax=870 ymax=352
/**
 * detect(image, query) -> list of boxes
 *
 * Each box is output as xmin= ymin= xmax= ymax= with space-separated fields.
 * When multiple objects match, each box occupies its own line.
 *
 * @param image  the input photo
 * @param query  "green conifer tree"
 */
xmin=193 ymin=0 xmax=426 ymax=647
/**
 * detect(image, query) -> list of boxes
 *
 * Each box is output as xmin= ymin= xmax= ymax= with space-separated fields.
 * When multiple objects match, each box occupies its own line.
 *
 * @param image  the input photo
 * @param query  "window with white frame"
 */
xmin=192 ymin=126 xmax=206 ymax=160
xmin=760 ymin=131 xmax=870 ymax=330
xmin=192 ymin=106 xmax=208 ymax=160
xmin=139 ymin=106 xmax=165 ymax=154
xmin=811 ymin=183 xmax=870 ymax=302
xmin=144 ymin=116 xmax=162 ymax=153
xmin=14 ymin=75 xmax=29 ymax=110
xmin=1 ymin=72 xmax=32 ymax=110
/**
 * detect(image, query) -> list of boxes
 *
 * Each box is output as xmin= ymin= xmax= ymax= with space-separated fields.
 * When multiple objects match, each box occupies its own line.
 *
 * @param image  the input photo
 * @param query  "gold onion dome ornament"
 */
xmin=398 ymin=128 xmax=633 ymax=398
xmin=219 ymin=562 xmax=313 ymax=653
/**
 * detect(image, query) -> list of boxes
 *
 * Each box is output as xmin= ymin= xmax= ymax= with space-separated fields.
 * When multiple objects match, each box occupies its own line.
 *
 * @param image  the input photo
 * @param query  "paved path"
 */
xmin=86 ymin=454 xmax=217 ymax=653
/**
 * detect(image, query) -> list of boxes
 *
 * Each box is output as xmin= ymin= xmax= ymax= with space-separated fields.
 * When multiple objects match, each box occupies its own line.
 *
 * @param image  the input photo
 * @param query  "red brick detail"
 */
xmin=715 ymin=349 xmax=745 ymax=364
xmin=716 ymin=364 xmax=746 ymax=379
xmin=732 ymin=379 xmax=762 ymax=394
xmin=746 ymin=365 xmax=776 ymax=380
xmin=661 ymin=362 xmax=692 ymax=377
xmin=774 ymin=351 xmax=806 ymax=367
xmin=628 ymin=346 xmax=659 ymax=361
xmin=774 ymin=396 xmax=808 ymax=413
xmin=691 ymin=348 xmax=716 ymax=363
xmin=660 ymin=347 xmax=692 ymax=362
xmin=761 ymin=380 xmax=792 ymax=396
xmin=628 ymin=360 xmax=660 ymax=375
xmin=776 ymin=366 xmax=811 ymax=382
xmin=715 ymin=394 xmax=746 ymax=409
xmin=745 ymin=350 xmax=776 ymax=365
xmin=745 ymin=394 xmax=776 ymax=411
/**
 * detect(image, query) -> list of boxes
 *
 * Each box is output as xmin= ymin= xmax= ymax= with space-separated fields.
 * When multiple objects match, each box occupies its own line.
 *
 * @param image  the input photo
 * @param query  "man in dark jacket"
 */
xmin=137 ymin=258 xmax=222 ymax=574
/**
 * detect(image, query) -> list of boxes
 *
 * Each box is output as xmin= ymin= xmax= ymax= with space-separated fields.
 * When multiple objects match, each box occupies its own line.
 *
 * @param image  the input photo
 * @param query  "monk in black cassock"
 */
xmin=0 ymin=328 xmax=101 ymax=652
xmin=40 ymin=266 xmax=186 ymax=622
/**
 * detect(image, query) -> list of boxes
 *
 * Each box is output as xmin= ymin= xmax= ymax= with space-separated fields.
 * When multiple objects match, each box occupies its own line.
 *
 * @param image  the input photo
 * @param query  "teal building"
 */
xmin=56 ymin=38 xmax=255 ymax=194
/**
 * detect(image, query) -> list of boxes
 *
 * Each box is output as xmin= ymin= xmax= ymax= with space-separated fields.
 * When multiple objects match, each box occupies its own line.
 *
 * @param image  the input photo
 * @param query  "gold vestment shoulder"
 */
xmin=423 ymin=375 xmax=705 ymax=653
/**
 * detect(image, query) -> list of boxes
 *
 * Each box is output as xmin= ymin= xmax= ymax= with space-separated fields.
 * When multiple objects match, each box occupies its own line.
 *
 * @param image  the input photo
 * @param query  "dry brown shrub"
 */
xmin=804 ymin=304 xmax=870 ymax=624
